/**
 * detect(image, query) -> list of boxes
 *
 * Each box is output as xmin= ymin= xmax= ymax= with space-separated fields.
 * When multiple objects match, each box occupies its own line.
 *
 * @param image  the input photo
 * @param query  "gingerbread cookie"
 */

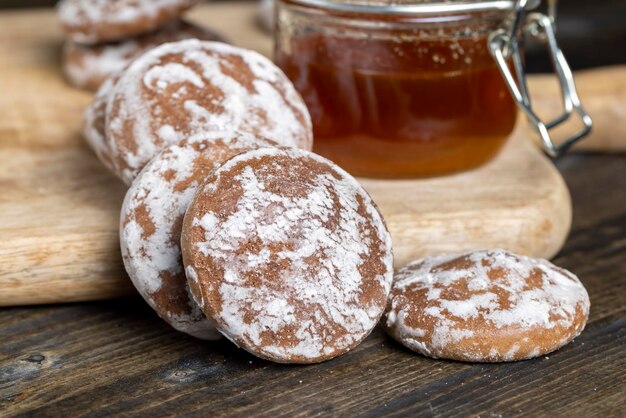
xmin=181 ymin=147 xmax=393 ymax=363
xmin=82 ymin=72 xmax=120 ymax=173
xmin=57 ymin=0 xmax=201 ymax=44
xmin=120 ymin=132 xmax=277 ymax=339
xmin=63 ymin=20 xmax=226 ymax=91
xmin=384 ymin=249 xmax=590 ymax=362
xmin=106 ymin=39 xmax=313 ymax=185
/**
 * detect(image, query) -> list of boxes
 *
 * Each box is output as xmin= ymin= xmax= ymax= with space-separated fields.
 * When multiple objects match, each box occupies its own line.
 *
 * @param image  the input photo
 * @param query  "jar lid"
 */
xmin=284 ymin=0 xmax=540 ymax=15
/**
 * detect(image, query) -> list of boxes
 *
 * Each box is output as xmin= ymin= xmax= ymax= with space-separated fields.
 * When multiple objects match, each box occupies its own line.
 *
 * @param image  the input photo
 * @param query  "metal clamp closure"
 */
xmin=488 ymin=0 xmax=592 ymax=157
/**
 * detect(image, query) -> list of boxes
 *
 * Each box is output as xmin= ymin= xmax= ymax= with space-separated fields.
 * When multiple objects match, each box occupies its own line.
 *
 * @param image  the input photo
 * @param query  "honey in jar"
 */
xmin=275 ymin=0 xmax=518 ymax=178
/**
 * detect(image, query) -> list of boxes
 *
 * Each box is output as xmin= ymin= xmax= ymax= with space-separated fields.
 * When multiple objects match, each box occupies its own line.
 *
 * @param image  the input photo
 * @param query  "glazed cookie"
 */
xmin=57 ymin=0 xmax=201 ymax=44
xmin=120 ymin=132 xmax=278 ymax=339
xmin=181 ymin=147 xmax=394 ymax=363
xmin=63 ymin=20 xmax=226 ymax=91
xmin=106 ymin=39 xmax=313 ymax=185
xmin=384 ymin=249 xmax=590 ymax=362
xmin=82 ymin=72 xmax=120 ymax=172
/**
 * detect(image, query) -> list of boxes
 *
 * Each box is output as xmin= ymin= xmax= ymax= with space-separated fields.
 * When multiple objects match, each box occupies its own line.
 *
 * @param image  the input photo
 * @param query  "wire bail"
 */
xmin=488 ymin=0 xmax=592 ymax=157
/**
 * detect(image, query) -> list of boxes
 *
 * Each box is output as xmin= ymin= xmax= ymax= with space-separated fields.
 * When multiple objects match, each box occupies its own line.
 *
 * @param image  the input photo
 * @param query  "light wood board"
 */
xmin=0 ymin=3 xmax=572 ymax=306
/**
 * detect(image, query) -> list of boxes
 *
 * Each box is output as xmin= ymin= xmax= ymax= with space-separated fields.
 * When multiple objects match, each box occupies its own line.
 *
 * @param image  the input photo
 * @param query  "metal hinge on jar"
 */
xmin=488 ymin=0 xmax=593 ymax=157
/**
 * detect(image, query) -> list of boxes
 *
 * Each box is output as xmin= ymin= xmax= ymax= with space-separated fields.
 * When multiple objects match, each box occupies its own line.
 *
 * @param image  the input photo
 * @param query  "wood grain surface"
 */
xmin=527 ymin=66 xmax=626 ymax=153
xmin=0 ymin=4 xmax=574 ymax=306
xmin=0 ymin=3 xmax=625 ymax=417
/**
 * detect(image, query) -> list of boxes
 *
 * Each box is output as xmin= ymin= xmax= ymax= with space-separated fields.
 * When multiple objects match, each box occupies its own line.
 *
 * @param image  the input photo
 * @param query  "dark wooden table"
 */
xmin=1 ymin=152 xmax=625 ymax=416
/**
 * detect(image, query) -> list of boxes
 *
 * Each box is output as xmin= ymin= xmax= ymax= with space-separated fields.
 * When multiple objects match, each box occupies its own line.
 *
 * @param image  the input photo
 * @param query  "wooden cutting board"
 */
xmin=0 ymin=3 xmax=573 ymax=306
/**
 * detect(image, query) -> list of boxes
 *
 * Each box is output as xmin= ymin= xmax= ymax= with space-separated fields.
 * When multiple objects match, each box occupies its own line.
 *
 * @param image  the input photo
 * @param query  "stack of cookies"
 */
xmin=58 ymin=0 xmax=225 ymax=91
xmin=77 ymin=37 xmax=397 ymax=363
xmin=71 ymin=15 xmax=590 ymax=364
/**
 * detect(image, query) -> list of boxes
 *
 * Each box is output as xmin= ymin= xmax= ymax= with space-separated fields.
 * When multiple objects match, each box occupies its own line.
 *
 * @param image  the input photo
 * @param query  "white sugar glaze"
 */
xmin=63 ymin=20 xmax=225 ymax=90
xmin=106 ymin=39 xmax=313 ymax=184
xmin=120 ymin=131 xmax=275 ymax=339
xmin=386 ymin=249 xmax=590 ymax=359
xmin=57 ymin=0 xmax=199 ymax=43
xmin=82 ymin=73 xmax=119 ymax=171
xmin=185 ymin=147 xmax=393 ymax=362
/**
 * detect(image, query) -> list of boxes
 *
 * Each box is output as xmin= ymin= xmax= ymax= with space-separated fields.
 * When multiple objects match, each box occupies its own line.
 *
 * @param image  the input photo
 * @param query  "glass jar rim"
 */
xmin=280 ymin=0 xmax=540 ymax=15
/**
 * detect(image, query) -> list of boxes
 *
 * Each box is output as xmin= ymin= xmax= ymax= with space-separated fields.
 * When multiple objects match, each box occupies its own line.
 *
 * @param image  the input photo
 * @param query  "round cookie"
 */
xmin=82 ymin=72 xmax=120 ymax=173
xmin=57 ymin=0 xmax=201 ymax=44
xmin=181 ymin=147 xmax=394 ymax=363
xmin=63 ymin=20 xmax=226 ymax=91
xmin=120 ymin=131 xmax=278 ymax=340
xmin=106 ymin=39 xmax=313 ymax=185
xmin=384 ymin=249 xmax=590 ymax=362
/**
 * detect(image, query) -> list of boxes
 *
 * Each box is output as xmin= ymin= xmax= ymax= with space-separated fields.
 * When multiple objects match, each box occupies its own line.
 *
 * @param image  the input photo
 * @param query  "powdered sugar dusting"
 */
xmin=385 ymin=249 xmax=590 ymax=362
xmin=182 ymin=147 xmax=393 ymax=363
xmin=82 ymin=73 xmax=119 ymax=172
xmin=144 ymin=62 xmax=205 ymax=89
xmin=63 ymin=21 xmax=226 ymax=91
xmin=106 ymin=39 xmax=313 ymax=184
xmin=58 ymin=0 xmax=192 ymax=25
xmin=57 ymin=0 xmax=200 ymax=43
xmin=120 ymin=131 xmax=276 ymax=339
xmin=64 ymin=41 xmax=135 ymax=90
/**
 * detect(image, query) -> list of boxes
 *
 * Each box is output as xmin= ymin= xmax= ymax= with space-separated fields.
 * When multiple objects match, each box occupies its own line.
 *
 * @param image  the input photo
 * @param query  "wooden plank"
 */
xmin=0 ymin=4 xmax=574 ymax=306
xmin=527 ymin=66 xmax=626 ymax=153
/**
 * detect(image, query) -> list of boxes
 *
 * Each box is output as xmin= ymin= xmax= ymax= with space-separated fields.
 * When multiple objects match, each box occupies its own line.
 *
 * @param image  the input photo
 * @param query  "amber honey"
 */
xmin=275 ymin=6 xmax=518 ymax=178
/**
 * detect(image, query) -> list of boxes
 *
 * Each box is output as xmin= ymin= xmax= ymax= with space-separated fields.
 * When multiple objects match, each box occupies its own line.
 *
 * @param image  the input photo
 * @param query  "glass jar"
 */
xmin=274 ymin=0 xmax=591 ymax=178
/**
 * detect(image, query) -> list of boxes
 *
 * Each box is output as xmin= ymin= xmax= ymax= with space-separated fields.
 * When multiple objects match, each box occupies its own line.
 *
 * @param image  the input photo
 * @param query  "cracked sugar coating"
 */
xmin=63 ymin=20 xmax=226 ymax=91
xmin=384 ymin=249 xmax=590 ymax=362
xmin=57 ymin=0 xmax=201 ymax=44
xmin=106 ymin=39 xmax=313 ymax=184
xmin=120 ymin=132 xmax=277 ymax=340
xmin=181 ymin=147 xmax=393 ymax=363
xmin=83 ymin=72 xmax=120 ymax=174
